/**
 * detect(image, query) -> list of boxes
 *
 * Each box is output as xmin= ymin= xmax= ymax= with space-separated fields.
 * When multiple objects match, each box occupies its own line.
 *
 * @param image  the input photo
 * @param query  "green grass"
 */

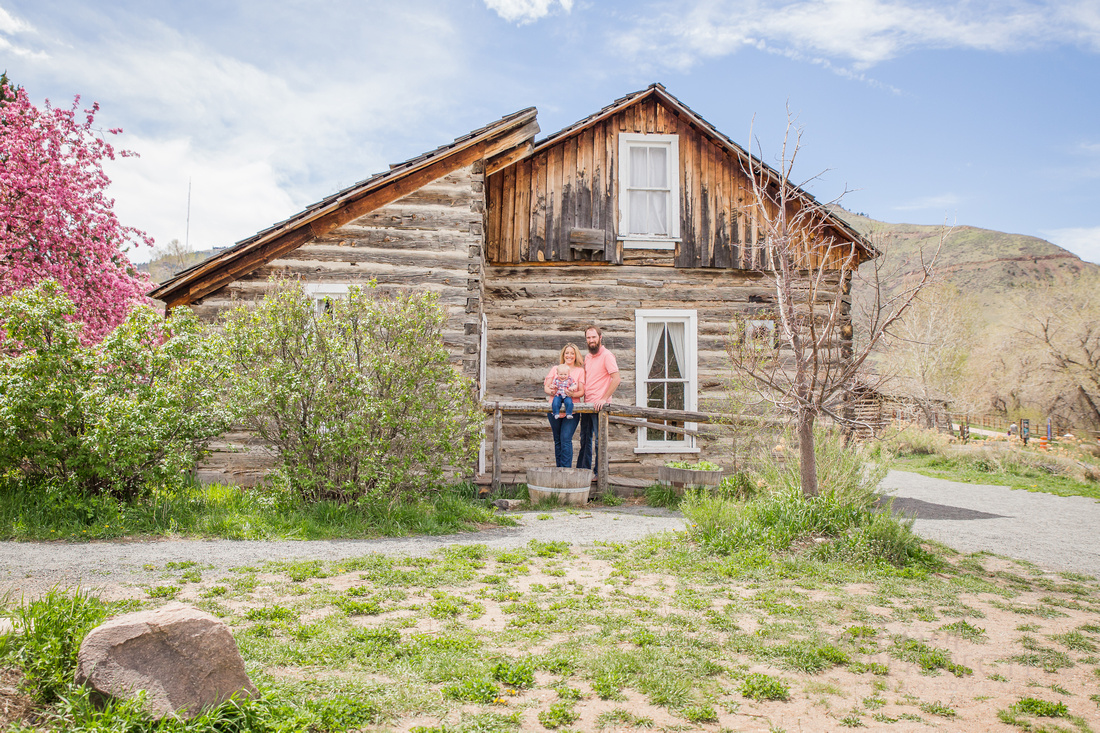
xmin=0 ymin=479 xmax=515 ymax=541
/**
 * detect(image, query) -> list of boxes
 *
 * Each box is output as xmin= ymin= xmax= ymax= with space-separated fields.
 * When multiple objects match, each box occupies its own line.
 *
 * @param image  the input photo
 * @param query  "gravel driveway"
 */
xmin=1 ymin=470 xmax=1097 ymax=598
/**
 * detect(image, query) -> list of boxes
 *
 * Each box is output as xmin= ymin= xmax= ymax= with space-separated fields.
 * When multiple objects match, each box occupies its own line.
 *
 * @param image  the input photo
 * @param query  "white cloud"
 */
xmin=615 ymin=0 xmax=1100 ymax=73
xmin=8 ymin=2 xmax=476 ymax=251
xmin=1043 ymin=226 xmax=1100 ymax=265
xmin=0 ymin=5 xmax=31 ymax=34
xmin=483 ymin=0 xmax=573 ymax=24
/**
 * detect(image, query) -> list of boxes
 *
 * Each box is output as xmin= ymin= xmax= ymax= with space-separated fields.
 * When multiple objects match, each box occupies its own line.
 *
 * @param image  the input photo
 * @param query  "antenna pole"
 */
xmin=185 ymin=178 xmax=192 ymax=250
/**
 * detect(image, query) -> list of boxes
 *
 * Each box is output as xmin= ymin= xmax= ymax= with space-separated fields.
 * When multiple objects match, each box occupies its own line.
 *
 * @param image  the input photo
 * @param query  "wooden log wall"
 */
xmin=190 ymin=165 xmax=487 ymax=485
xmin=481 ymin=264 xmax=847 ymax=476
xmin=485 ymin=95 xmax=853 ymax=271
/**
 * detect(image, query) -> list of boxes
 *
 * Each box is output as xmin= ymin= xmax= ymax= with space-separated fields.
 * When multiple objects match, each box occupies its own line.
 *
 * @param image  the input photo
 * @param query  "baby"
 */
xmin=549 ymin=363 xmax=577 ymax=420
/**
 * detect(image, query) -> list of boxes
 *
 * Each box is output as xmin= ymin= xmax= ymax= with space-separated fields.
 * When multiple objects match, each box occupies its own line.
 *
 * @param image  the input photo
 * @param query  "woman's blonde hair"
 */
xmin=559 ymin=343 xmax=584 ymax=366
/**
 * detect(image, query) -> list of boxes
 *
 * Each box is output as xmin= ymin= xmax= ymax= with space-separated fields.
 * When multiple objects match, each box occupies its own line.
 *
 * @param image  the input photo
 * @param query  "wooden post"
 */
xmin=492 ymin=408 xmax=502 ymax=493
xmin=597 ymin=409 xmax=609 ymax=497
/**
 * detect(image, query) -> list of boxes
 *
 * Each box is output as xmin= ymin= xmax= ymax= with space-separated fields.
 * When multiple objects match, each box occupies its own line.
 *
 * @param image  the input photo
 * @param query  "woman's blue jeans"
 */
xmin=548 ymin=410 xmax=579 ymax=468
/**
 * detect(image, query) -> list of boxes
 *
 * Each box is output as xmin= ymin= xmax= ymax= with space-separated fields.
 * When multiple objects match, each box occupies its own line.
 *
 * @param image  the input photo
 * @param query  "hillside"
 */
xmin=836 ymin=211 xmax=1100 ymax=320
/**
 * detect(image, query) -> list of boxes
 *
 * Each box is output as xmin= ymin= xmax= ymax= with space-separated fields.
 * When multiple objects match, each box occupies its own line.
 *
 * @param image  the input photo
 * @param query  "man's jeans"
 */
xmin=576 ymin=412 xmax=598 ymax=474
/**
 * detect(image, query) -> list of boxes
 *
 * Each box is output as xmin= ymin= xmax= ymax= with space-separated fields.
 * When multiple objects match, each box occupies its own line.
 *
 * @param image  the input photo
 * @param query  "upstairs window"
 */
xmin=618 ymin=133 xmax=680 ymax=249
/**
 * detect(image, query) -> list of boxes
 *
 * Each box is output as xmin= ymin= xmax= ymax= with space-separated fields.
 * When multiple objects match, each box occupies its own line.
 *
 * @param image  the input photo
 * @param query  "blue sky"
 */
xmin=3 ymin=0 xmax=1099 ymax=264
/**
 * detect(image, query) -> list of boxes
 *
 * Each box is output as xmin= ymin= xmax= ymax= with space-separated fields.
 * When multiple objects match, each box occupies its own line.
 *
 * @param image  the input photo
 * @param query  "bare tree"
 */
xmin=1017 ymin=280 xmax=1100 ymax=431
xmin=728 ymin=114 xmax=942 ymax=497
xmin=876 ymin=282 xmax=976 ymax=428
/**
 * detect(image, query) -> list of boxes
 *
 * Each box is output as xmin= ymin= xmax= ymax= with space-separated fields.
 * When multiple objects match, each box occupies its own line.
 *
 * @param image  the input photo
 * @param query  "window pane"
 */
xmin=628 ymin=190 xmax=648 ymax=234
xmin=630 ymin=147 xmax=648 ymax=188
xmin=648 ymin=324 xmax=666 ymax=379
xmin=647 ymin=191 xmax=668 ymax=235
xmin=647 ymin=381 xmax=665 ymax=410
xmin=667 ymin=381 xmax=685 ymax=411
xmin=648 ymin=146 xmax=667 ymax=188
xmin=666 ymin=328 xmax=682 ymax=379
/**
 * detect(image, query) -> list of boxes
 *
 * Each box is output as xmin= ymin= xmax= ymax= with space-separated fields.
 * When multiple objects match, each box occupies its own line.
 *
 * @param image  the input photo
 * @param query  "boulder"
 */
xmin=75 ymin=602 xmax=257 ymax=719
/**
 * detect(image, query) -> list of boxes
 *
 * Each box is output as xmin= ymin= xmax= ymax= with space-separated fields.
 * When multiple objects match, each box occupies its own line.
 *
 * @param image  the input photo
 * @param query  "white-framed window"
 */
xmin=303 ymin=283 xmax=351 ymax=316
xmin=618 ymin=133 xmax=680 ymax=250
xmin=635 ymin=309 xmax=698 ymax=453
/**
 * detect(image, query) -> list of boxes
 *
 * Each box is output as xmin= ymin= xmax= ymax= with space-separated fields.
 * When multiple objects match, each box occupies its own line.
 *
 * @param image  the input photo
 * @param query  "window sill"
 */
xmin=620 ymin=237 xmax=679 ymax=251
xmin=634 ymin=445 xmax=700 ymax=454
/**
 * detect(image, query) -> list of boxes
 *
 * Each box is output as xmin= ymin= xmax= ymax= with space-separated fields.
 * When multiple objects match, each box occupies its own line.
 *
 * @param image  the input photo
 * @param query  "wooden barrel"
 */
xmin=658 ymin=465 xmax=724 ymax=493
xmin=526 ymin=467 xmax=593 ymax=506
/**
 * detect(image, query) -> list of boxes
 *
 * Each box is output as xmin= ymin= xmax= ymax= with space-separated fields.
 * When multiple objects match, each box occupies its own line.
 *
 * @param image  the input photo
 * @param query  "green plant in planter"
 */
xmin=664 ymin=460 xmax=722 ymax=471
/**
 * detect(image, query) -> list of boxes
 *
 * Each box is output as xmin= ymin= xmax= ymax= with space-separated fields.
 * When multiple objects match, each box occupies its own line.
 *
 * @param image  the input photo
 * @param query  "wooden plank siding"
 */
xmin=480 ymin=264 xmax=847 ymax=476
xmin=486 ymin=96 xmax=814 ymax=271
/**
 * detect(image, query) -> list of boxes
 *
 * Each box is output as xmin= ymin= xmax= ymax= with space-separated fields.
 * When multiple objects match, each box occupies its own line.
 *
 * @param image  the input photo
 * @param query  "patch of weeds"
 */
xmin=1009 ymin=637 xmax=1075 ymax=672
xmin=1018 ymin=623 xmax=1042 ymax=632
xmin=890 ymin=637 xmax=972 ymax=677
xmin=538 ymin=701 xmax=579 ymax=729
xmin=501 ymin=600 xmax=553 ymax=627
xmin=871 ymin=713 xmax=899 ymax=724
xmin=596 ymin=708 xmax=653 ymax=728
xmin=848 ymin=661 xmax=889 ymax=675
xmin=601 ymin=491 xmax=624 ymax=507
xmin=306 ymin=694 xmax=382 ymax=731
xmin=245 ymin=604 xmax=298 ymax=622
xmin=740 ymin=673 xmax=790 ymax=701
xmin=528 ymin=539 xmax=570 ymax=557
xmin=1053 ymin=630 xmax=1098 ymax=653
xmin=838 ymin=710 xmax=865 ymax=727
xmin=202 ymin=585 xmax=228 ymax=598
xmin=682 ymin=703 xmax=718 ymax=723
xmin=179 ymin=569 xmax=202 ymax=583
xmin=630 ymin=628 xmax=658 ymax=647
xmin=938 ymin=619 xmax=986 ymax=642
xmin=492 ymin=658 xmax=535 ymax=689
xmin=862 ymin=696 xmax=886 ymax=710
xmin=555 ymin=686 xmax=582 ymax=701
xmin=645 ymin=483 xmax=682 ymax=509
xmin=1090 ymin=694 xmax=1100 ymax=709
xmin=997 ymin=697 xmax=1070 ymax=729
xmin=639 ymin=666 xmax=692 ymax=708
xmin=267 ymin=559 xmax=328 ymax=582
xmin=537 ymin=513 xmax=553 ymax=520
xmin=164 ymin=560 xmax=199 ymax=570
xmin=919 ymin=700 xmax=956 ymax=718
xmin=443 ymin=678 xmax=499 ymax=703
xmin=768 ymin=640 xmax=850 ymax=673
xmin=989 ymin=673 xmax=1009 ymax=682
xmin=0 ymin=588 xmax=108 ymax=703
xmin=146 ymin=585 xmax=180 ymax=599
xmin=844 ymin=625 xmax=878 ymax=639
xmin=336 ymin=596 xmax=382 ymax=616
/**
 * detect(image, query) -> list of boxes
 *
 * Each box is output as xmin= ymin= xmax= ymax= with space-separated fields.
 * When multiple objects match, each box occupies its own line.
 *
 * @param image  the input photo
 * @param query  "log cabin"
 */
xmin=151 ymin=84 xmax=875 ymax=486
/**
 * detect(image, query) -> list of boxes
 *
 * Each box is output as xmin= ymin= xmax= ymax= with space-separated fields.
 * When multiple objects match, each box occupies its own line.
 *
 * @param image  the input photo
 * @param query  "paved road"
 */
xmin=1 ymin=471 xmax=1097 ymax=598
xmin=880 ymin=469 xmax=1100 ymax=577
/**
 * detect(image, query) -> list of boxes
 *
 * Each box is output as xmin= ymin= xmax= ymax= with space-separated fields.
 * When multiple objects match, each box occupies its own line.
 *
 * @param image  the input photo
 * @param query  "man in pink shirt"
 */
xmin=577 ymin=325 xmax=621 ymax=476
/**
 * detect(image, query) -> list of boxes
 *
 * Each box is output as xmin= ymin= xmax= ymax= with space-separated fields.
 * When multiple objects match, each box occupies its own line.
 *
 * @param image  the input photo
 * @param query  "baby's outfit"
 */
xmin=551 ymin=375 xmax=577 ymax=419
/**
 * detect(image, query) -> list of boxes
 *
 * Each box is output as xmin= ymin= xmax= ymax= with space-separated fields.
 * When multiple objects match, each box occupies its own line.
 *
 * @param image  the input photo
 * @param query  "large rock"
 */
xmin=75 ymin=602 xmax=257 ymax=719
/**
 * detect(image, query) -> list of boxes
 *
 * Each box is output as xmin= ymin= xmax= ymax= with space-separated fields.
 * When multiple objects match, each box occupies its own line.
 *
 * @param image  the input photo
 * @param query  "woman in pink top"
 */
xmin=543 ymin=343 xmax=585 ymax=467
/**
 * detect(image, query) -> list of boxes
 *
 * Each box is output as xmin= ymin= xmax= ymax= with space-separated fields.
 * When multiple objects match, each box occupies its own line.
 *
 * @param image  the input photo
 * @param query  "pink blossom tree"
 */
xmin=0 ymin=79 xmax=152 ymax=343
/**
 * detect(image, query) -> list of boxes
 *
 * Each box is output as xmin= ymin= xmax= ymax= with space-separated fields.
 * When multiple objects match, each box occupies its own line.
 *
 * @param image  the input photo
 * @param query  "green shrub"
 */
xmin=0 ymin=281 xmax=229 ymax=500
xmin=218 ymin=280 xmax=480 ymax=503
xmin=645 ymin=483 xmax=682 ymax=509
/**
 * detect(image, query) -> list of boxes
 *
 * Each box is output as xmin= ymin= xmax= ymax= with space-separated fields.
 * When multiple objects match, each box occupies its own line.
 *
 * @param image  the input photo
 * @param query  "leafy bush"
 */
xmin=218 ymin=280 xmax=480 ymax=502
xmin=0 ymin=281 xmax=229 ymax=499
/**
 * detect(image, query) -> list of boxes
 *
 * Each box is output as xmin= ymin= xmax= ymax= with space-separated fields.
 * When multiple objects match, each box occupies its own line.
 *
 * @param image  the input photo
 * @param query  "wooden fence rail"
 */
xmin=480 ymin=401 xmax=717 ymax=495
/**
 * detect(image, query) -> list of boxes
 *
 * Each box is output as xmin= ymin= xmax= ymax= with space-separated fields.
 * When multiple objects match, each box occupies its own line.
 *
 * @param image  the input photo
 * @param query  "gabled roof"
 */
xmin=524 ymin=83 xmax=875 ymax=260
xmin=151 ymin=107 xmax=540 ymax=308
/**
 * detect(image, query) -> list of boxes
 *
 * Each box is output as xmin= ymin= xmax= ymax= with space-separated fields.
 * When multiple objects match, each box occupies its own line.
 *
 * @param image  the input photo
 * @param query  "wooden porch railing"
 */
xmin=480 ymin=401 xmax=715 ymax=496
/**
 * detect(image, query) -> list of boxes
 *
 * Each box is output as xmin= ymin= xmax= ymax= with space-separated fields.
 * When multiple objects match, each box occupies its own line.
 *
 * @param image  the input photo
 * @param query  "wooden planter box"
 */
xmin=658 ymin=465 xmax=725 ymax=493
xmin=526 ymin=467 xmax=593 ymax=506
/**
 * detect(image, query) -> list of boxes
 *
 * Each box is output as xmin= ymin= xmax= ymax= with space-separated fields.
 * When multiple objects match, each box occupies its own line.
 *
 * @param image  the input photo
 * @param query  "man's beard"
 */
xmin=587 ymin=343 xmax=599 ymax=354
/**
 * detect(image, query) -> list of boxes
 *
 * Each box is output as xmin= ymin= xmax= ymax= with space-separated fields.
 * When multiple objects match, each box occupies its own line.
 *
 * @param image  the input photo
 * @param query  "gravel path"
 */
xmin=1 ymin=470 xmax=1098 ymax=598
xmin=880 ymin=469 xmax=1100 ymax=577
